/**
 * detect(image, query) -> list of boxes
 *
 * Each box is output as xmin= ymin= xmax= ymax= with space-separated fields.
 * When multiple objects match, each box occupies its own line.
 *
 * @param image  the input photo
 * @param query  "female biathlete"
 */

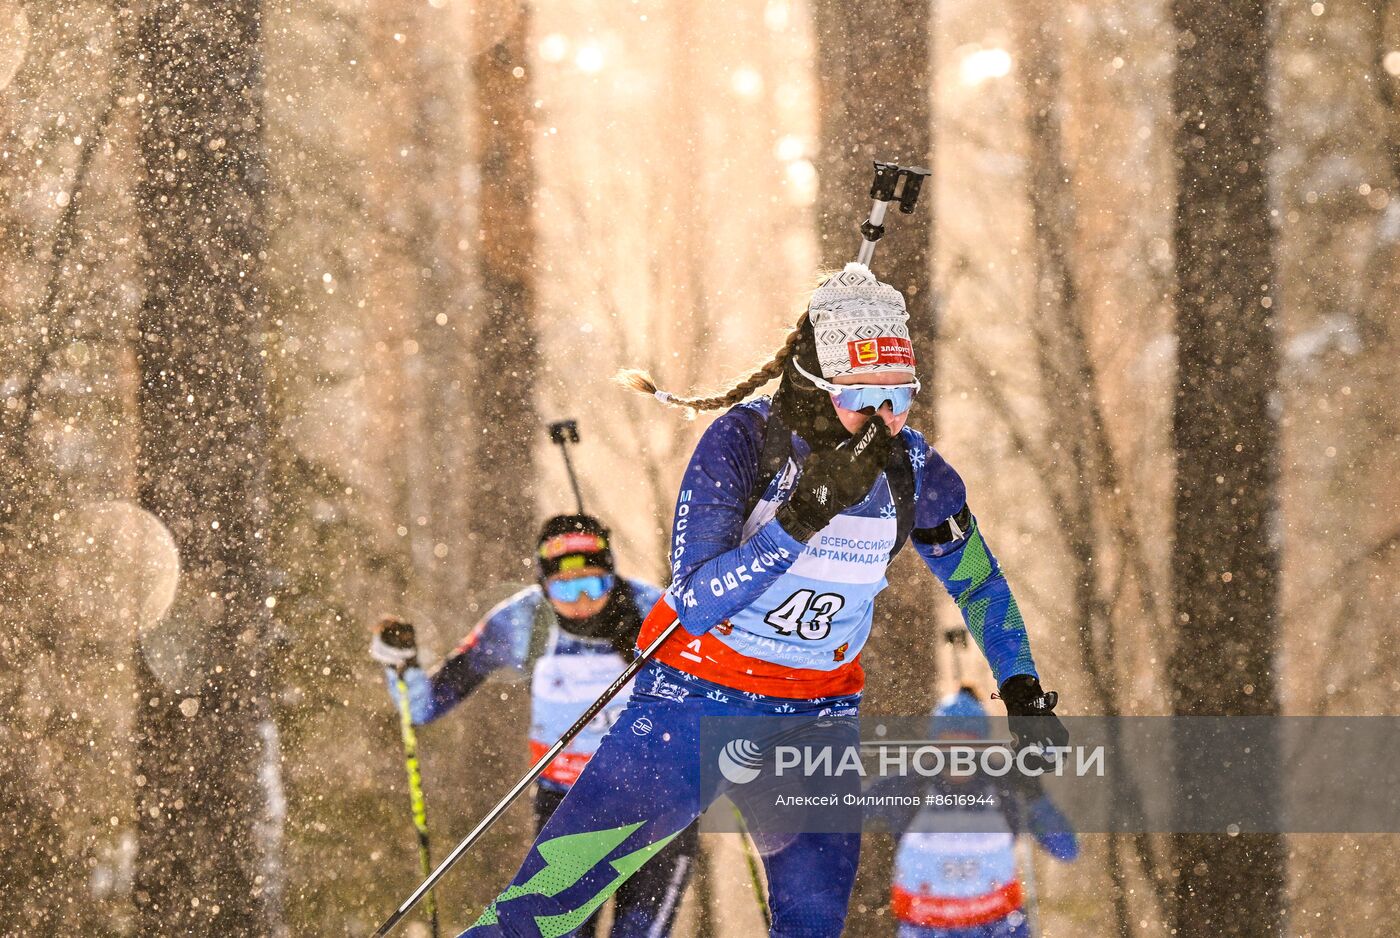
xmin=371 ymin=514 xmax=697 ymax=937
xmin=461 ymin=264 xmax=1067 ymax=937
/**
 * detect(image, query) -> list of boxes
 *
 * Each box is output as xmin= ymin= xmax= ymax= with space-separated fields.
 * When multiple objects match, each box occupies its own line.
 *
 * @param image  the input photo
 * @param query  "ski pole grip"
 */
xmin=870 ymin=160 xmax=902 ymax=200
xmin=896 ymin=167 xmax=929 ymax=213
xmin=548 ymin=419 xmax=580 ymax=446
xmin=547 ymin=418 xmax=586 ymax=513
xmin=856 ymin=161 xmax=930 ymax=265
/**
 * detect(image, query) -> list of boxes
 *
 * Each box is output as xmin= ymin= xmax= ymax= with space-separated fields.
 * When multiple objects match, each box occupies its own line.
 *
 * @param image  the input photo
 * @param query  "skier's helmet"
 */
xmin=536 ymin=513 xmax=615 ymax=579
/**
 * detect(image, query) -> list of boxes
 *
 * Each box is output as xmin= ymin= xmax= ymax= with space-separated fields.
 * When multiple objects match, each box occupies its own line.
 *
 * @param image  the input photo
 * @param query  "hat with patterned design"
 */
xmin=807 ymin=262 xmax=914 ymax=380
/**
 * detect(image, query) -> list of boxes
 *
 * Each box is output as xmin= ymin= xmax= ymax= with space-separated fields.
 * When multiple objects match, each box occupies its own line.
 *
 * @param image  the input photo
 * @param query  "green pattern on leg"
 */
xmin=533 ymin=829 xmax=683 ymax=938
xmin=469 ymin=821 xmax=646 ymax=929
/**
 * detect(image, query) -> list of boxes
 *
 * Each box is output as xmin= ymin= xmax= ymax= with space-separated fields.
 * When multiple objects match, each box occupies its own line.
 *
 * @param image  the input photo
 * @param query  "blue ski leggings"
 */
xmin=531 ymin=786 xmax=697 ymax=938
xmin=460 ymin=661 xmax=864 ymax=938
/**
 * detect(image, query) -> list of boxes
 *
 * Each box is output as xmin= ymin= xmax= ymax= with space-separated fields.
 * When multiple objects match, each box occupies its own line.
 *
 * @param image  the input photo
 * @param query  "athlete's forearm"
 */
xmin=668 ymin=518 xmax=805 ymax=633
xmin=916 ymin=517 xmax=1037 ymax=684
xmin=957 ymin=567 xmax=1036 ymax=685
xmin=385 ymin=665 xmax=438 ymax=723
xmin=1028 ymin=796 xmax=1079 ymax=860
xmin=385 ymin=649 xmax=492 ymax=725
xmin=430 ymin=651 xmax=494 ymax=717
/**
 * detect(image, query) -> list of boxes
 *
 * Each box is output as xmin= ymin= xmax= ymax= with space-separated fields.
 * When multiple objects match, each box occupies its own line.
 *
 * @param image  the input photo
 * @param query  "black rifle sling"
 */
xmin=741 ymin=407 xmax=798 ymax=525
xmin=885 ymin=442 xmax=916 ymax=559
xmin=743 ymin=405 xmax=916 ymax=557
xmin=526 ymin=590 xmax=555 ymax=670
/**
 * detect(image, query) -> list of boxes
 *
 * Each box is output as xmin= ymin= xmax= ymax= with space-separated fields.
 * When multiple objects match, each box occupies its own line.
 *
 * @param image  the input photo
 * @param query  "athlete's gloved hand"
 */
xmin=370 ymin=615 xmax=419 ymax=670
xmin=998 ymin=674 xmax=1069 ymax=766
xmin=1001 ymin=763 xmax=1045 ymax=800
xmin=776 ymin=415 xmax=893 ymax=542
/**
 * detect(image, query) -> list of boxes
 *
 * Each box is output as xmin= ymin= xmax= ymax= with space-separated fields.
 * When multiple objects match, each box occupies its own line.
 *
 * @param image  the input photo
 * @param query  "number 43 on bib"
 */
xmin=763 ymin=590 xmax=845 ymax=640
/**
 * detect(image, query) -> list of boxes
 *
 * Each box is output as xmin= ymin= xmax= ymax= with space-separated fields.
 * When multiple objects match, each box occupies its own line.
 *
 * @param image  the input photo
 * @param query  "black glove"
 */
xmin=998 ymin=674 xmax=1069 ymax=763
xmin=370 ymin=616 xmax=419 ymax=670
xmin=776 ymin=416 xmax=893 ymax=542
xmin=1000 ymin=763 xmax=1046 ymax=801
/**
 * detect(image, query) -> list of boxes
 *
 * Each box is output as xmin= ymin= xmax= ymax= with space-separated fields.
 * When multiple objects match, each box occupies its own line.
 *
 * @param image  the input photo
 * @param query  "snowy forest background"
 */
xmin=1 ymin=0 xmax=1397 ymax=934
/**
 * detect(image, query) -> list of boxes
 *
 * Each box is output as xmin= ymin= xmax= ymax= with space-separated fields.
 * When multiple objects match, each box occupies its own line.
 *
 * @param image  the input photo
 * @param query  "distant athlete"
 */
xmin=372 ymin=514 xmax=696 ymax=937
xmin=462 ymin=263 xmax=1069 ymax=937
xmin=887 ymin=688 xmax=1078 ymax=937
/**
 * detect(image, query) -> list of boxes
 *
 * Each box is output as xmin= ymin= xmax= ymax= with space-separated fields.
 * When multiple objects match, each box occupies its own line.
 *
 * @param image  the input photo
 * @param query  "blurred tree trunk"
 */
xmin=813 ymin=3 xmax=934 ymax=935
xmin=1014 ymin=5 xmax=1173 ymax=934
xmin=467 ymin=0 xmax=539 ymax=589
xmin=1168 ymin=0 xmax=1285 ymax=935
xmin=0 ymin=14 xmax=131 ymax=928
xmin=814 ymin=0 xmax=935 ymax=358
xmin=1361 ymin=1 xmax=1400 ymax=649
xmin=372 ymin=0 xmax=476 ymax=635
xmin=409 ymin=19 xmax=475 ymax=634
xmin=131 ymin=0 xmax=281 ymax=933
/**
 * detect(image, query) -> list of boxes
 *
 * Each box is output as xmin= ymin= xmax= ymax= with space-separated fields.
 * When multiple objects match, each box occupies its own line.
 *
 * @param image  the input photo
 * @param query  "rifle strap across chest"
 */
xmin=526 ymin=591 xmax=557 ymax=671
xmin=744 ymin=406 xmax=917 ymax=559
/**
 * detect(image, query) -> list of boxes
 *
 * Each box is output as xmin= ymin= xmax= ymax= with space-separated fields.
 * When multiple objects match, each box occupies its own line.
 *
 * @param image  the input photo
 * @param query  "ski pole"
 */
xmin=372 ymin=614 xmax=687 ymax=938
xmin=548 ymin=419 xmax=586 ymax=513
xmin=393 ymin=669 xmax=440 ymax=938
xmin=855 ymin=160 xmax=931 ymax=267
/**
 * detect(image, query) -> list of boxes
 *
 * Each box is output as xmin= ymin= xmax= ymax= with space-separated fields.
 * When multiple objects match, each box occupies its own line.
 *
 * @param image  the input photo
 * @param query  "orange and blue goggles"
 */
xmin=545 ymin=574 xmax=614 ymax=603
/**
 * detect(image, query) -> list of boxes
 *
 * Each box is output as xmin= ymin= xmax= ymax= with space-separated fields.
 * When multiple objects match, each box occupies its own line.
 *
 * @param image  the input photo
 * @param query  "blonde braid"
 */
xmin=617 ymin=317 xmax=807 ymax=414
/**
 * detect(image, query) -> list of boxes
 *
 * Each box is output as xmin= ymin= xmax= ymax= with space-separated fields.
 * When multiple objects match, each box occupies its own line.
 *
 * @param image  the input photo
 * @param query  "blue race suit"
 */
xmin=462 ymin=399 xmax=1045 ymax=938
xmin=648 ymin=399 xmax=1036 ymax=696
xmin=385 ymin=579 xmax=697 ymax=937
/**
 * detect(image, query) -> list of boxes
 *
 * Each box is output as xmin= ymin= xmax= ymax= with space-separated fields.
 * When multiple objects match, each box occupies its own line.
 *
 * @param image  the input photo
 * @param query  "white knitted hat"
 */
xmin=807 ymin=263 xmax=914 ymax=379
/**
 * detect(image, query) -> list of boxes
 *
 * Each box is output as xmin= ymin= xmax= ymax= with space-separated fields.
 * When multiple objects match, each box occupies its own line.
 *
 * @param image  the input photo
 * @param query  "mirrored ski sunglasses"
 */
xmin=545 ymin=573 xmax=615 ymax=603
xmin=792 ymin=359 xmax=920 ymax=415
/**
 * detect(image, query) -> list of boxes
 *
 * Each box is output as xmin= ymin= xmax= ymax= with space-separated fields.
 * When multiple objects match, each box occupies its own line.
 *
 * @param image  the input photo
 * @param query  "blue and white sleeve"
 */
xmin=1028 ymin=796 xmax=1079 ymax=860
xmin=665 ymin=408 xmax=806 ymax=635
xmin=386 ymin=589 xmax=536 ymax=724
xmin=906 ymin=432 xmax=1037 ymax=685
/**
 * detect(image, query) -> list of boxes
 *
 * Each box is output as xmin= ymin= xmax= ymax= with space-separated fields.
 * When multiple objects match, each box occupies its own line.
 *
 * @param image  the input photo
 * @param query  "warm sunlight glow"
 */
xmin=575 ymin=43 xmax=606 ymax=74
xmin=775 ymin=134 xmax=805 ymax=162
xmin=958 ymin=47 xmax=1012 ymax=86
xmin=731 ymin=66 xmax=763 ymax=98
xmin=764 ymin=0 xmax=791 ymax=31
xmin=539 ymin=33 xmax=570 ymax=64
xmin=785 ymin=158 xmax=817 ymax=205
